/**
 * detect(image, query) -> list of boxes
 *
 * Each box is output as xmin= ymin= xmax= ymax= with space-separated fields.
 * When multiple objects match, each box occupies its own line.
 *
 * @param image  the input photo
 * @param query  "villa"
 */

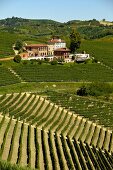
xmin=25 ymin=44 xmax=48 ymax=57
xmin=23 ymin=38 xmax=70 ymax=60
xmin=20 ymin=38 xmax=89 ymax=62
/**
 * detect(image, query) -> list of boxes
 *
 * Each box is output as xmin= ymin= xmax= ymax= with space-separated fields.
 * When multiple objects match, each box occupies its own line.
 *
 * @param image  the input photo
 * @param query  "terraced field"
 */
xmin=43 ymin=91 xmax=113 ymax=130
xmin=0 ymin=92 xmax=113 ymax=169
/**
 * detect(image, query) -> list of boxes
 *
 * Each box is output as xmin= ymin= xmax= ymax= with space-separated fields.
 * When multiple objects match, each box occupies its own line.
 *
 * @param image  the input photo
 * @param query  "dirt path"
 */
xmin=0 ymin=57 xmax=14 ymax=61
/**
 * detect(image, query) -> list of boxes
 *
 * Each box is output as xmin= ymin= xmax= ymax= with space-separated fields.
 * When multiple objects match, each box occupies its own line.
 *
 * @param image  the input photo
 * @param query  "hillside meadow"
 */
xmin=79 ymin=37 xmax=113 ymax=67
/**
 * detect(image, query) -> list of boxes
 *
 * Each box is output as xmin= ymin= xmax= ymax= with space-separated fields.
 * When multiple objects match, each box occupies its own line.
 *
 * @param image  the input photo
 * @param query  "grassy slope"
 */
xmin=0 ymin=31 xmax=50 ymax=58
xmin=79 ymin=38 xmax=113 ymax=67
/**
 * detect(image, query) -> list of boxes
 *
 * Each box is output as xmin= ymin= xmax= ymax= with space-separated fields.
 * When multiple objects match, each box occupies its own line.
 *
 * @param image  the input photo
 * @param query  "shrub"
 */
xmin=14 ymin=40 xmax=23 ymax=51
xmin=72 ymin=55 xmax=75 ymax=60
xmin=44 ymin=58 xmax=50 ymax=62
xmin=13 ymin=55 xmax=21 ymax=63
xmin=37 ymin=59 xmax=43 ymax=65
xmin=77 ymin=82 xmax=113 ymax=97
xmin=51 ymin=60 xmax=58 ymax=65
xmin=77 ymin=85 xmax=88 ymax=96
xmin=30 ymin=59 xmax=37 ymax=64
xmin=84 ymin=59 xmax=91 ymax=64
xmin=92 ymin=58 xmax=98 ymax=63
xmin=22 ymin=60 xmax=28 ymax=65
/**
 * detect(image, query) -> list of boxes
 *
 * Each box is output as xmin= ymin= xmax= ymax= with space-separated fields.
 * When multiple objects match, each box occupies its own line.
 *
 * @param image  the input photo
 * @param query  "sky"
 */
xmin=0 ymin=0 xmax=113 ymax=22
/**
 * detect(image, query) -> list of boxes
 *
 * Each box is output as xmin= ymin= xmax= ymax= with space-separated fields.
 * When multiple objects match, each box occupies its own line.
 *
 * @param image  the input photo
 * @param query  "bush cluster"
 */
xmin=77 ymin=82 xmax=113 ymax=96
xmin=14 ymin=55 xmax=21 ymax=63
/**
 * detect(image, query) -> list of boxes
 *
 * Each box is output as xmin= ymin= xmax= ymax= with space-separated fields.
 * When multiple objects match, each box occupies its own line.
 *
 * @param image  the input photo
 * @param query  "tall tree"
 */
xmin=14 ymin=40 xmax=23 ymax=51
xmin=69 ymin=30 xmax=81 ymax=53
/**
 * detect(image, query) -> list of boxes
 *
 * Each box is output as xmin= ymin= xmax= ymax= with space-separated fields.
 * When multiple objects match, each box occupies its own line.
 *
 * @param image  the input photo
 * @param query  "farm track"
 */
xmin=0 ymin=93 xmax=113 ymax=169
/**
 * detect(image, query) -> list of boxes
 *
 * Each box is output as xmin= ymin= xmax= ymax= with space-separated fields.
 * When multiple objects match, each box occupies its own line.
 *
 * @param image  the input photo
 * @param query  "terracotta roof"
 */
xmin=25 ymin=44 xmax=48 ymax=47
xmin=54 ymin=48 xmax=70 ymax=52
xmin=48 ymin=39 xmax=65 ymax=43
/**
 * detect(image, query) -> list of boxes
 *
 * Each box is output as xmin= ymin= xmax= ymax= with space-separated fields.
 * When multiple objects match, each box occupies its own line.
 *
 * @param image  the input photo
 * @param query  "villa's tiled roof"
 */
xmin=54 ymin=48 xmax=70 ymax=52
xmin=25 ymin=44 xmax=48 ymax=47
xmin=48 ymin=39 xmax=65 ymax=43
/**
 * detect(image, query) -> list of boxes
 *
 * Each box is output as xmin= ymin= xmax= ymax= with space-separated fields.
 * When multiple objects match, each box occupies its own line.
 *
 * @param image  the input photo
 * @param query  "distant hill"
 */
xmin=0 ymin=17 xmax=113 ymax=58
xmin=0 ymin=17 xmax=113 ymax=39
xmin=99 ymin=20 xmax=113 ymax=26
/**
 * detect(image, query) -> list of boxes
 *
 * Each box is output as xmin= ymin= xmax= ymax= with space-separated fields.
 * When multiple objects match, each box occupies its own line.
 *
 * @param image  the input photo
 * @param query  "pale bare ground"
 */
xmin=55 ymin=112 xmax=68 ymax=132
xmin=0 ymin=118 xmax=9 ymax=148
xmin=74 ymin=118 xmax=87 ymax=141
xmin=2 ymin=120 xmax=16 ymax=160
xmin=50 ymin=133 xmax=60 ymax=169
xmin=10 ymin=122 xmax=22 ymax=164
xmin=20 ymin=95 xmax=40 ymax=120
xmin=79 ymin=121 xmax=92 ymax=142
xmin=37 ymin=128 xmax=45 ymax=170
xmin=29 ymin=99 xmax=50 ymax=124
xmin=0 ymin=94 xmax=12 ymax=105
xmin=19 ymin=125 xmax=28 ymax=166
xmin=7 ymin=93 xmax=25 ymax=110
xmin=43 ymin=131 xmax=53 ymax=170
xmin=85 ymin=123 xmax=96 ymax=144
xmin=97 ymin=128 xmax=106 ymax=148
xmin=0 ymin=115 xmax=2 ymax=122
xmin=56 ymin=110 xmax=69 ymax=133
xmin=91 ymin=125 xmax=101 ymax=146
xmin=56 ymin=134 xmax=69 ymax=170
xmin=19 ymin=95 xmax=36 ymax=118
xmin=26 ymin=97 xmax=44 ymax=122
xmin=0 ymin=57 xmax=14 ymax=61
xmin=109 ymin=132 xmax=113 ymax=153
xmin=14 ymin=94 xmax=34 ymax=117
xmin=50 ymin=108 xmax=66 ymax=131
xmin=69 ymin=116 xmax=82 ymax=138
xmin=29 ymin=126 xmax=36 ymax=169
xmin=35 ymin=103 xmax=54 ymax=127
xmin=1 ymin=93 xmax=18 ymax=108
xmin=43 ymin=105 xmax=58 ymax=130
xmin=10 ymin=93 xmax=28 ymax=113
xmin=103 ymin=130 xmax=112 ymax=151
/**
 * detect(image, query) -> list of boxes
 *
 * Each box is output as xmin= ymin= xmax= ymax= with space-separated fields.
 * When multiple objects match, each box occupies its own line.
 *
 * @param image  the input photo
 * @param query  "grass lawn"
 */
xmin=0 ymin=82 xmax=82 ymax=94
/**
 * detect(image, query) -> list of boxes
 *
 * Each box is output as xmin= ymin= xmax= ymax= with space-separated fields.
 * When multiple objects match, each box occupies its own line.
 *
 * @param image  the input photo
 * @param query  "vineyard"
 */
xmin=79 ymin=39 xmax=113 ymax=68
xmin=0 ymin=67 xmax=20 ymax=86
xmin=43 ymin=91 xmax=113 ymax=129
xmin=12 ymin=63 xmax=113 ymax=82
xmin=0 ymin=92 xmax=113 ymax=169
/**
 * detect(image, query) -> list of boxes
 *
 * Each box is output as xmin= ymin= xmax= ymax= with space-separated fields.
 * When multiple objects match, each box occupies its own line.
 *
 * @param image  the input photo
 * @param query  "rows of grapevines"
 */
xmin=0 ymin=93 xmax=113 ymax=152
xmin=0 ymin=114 xmax=113 ymax=169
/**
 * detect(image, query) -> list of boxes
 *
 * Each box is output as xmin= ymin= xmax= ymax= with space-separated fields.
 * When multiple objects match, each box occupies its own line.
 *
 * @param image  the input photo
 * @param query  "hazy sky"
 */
xmin=0 ymin=0 xmax=113 ymax=22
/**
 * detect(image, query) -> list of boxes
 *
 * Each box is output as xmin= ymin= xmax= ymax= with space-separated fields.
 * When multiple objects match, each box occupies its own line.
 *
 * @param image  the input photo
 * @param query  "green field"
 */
xmin=79 ymin=38 xmax=113 ymax=67
xmin=0 ymin=31 xmax=48 ymax=58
